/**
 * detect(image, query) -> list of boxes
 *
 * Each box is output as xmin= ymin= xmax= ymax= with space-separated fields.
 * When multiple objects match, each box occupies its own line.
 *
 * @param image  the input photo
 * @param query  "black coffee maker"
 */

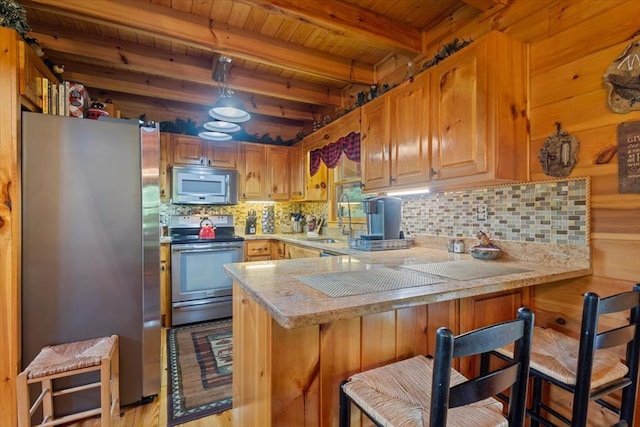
xmin=361 ymin=196 xmax=402 ymax=240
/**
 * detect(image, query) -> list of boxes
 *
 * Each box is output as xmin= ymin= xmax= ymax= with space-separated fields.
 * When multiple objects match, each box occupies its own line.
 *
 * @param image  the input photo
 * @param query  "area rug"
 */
xmin=167 ymin=318 xmax=233 ymax=426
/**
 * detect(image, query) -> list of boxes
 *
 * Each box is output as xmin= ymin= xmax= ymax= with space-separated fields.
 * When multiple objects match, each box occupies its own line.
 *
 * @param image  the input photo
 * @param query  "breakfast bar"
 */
xmin=224 ymin=244 xmax=591 ymax=427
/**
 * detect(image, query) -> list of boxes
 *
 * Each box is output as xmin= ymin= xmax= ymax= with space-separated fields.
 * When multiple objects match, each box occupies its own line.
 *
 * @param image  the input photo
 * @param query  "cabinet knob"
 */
xmin=200 ymin=158 xmax=205 ymax=165
xmin=430 ymin=168 xmax=437 ymax=179
xmin=208 ymin=159 xmax=211 ymax=165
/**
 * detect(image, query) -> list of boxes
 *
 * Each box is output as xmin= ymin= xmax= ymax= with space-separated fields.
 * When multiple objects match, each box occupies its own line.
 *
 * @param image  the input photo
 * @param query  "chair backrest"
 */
xmin=430 ymin=306 xmax=534 ymax=427
xmin=572 ymin=283 xmax=640 ymax=426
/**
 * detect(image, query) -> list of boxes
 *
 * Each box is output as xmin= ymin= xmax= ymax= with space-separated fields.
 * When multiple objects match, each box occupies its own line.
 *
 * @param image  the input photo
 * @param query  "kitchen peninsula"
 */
xmin=224 ymin=244 xmax=591 ymax=427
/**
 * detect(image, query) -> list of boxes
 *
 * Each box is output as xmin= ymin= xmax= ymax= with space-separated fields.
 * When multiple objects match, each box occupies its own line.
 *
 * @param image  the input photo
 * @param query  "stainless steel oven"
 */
xmin=169 ymin=214 xmax=244 ymax=326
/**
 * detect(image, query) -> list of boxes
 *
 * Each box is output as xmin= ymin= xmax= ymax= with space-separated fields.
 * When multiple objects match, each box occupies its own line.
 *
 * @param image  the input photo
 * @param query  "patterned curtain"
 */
xmin=309 ymin=132 xmax=361 ymax=176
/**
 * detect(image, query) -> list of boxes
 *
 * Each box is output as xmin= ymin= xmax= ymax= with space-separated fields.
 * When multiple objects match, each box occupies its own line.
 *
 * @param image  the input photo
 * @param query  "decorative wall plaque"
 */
xmin=538 ymin=122 xmax=580 ymax=177
xmin=617 ymin=121 xmax=640 ymax=193
xmin=603 ymin=40 xmax=640 ymax=114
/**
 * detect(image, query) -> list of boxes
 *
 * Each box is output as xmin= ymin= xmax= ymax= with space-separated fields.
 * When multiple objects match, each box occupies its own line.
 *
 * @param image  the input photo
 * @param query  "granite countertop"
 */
xmin=224 ymin=245 xmax=592 ymax=329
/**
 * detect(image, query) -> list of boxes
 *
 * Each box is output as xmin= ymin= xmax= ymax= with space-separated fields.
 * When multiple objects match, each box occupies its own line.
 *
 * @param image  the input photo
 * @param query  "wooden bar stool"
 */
xmin=486 ymin=284 xmax=640 ymax=427
xmin=17 ymin=335 xmax=120 ymax=427
xmin=339 ymin=307 xmax=534 ymax=427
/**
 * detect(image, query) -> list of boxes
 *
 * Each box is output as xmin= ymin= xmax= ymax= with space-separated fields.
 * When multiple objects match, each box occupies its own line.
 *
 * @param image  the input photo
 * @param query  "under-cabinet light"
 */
xmin=386 ymin=188 xmax=431 ymax=196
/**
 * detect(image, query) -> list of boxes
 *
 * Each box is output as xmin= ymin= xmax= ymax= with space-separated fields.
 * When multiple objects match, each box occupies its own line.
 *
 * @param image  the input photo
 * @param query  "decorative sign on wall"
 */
xmin=617 ymin=121 xmax=640 ymax=193
xmin=603 ymin=40 xmax=640 ymax=114
xmin=538 ymin=122 xmax=580 ymax=178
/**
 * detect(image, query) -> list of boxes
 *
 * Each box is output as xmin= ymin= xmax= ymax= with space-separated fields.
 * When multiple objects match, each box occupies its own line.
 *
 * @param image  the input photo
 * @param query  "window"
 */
xmin=330 ymin=155 xmax=364 ymax=222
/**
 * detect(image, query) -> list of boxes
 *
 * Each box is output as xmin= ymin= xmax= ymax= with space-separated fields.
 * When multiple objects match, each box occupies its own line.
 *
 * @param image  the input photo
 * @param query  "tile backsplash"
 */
xmin=400 ymin=178 xmax=589 ymax=246
xmin=162 ymin=178 xmax=589 ymax=246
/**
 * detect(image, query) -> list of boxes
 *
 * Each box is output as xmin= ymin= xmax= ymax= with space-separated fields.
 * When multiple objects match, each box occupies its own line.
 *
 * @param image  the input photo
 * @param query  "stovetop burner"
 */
xmin=169 ymin=214 xmax=244 ymax=244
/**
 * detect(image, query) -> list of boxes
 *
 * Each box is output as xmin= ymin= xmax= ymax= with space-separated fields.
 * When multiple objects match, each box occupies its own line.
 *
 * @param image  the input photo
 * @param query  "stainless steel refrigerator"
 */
xmin=21 ymin=112 xmax=160 ymax=414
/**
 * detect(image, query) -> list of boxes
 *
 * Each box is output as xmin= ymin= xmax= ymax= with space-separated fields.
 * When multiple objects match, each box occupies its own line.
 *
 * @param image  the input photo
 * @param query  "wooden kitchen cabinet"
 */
xmin=17 ymin=38 xmax=57 ymax=112
xmin=289 ymin=144 xmax=305 ymax=201
xmin=430 ymin=31 xmax=528 ymax=188
xmin=266 ymin=146 xmax=290 ymax=201
xmin=245 ymin=240 xmax=272 ymax=261
xmin=285 ymin=243 xmax=321 ymax=259
xmin=361 ymin=73 xmax=431 ymax=192
xmin=458 ymin=287 xmax=531 ymax=376
xmin=160 ymin=243 xmax=171 ymax=327
xmin=239 ymin=143 xmax=266 ymax=200
xmin=171 ymin=133 xmax=238 ymax=169
xmin=239 ymin=143 xmax=290 ymax=201
xmin=290 ymin=142 xmax=327 ymax=202
xmin=361 ymin=95 xmax=391 ymax=190
xmin=272 ymin=241 xmax=286 ymax=260
xmin=299 ymin=109 xmax=360 ymax=201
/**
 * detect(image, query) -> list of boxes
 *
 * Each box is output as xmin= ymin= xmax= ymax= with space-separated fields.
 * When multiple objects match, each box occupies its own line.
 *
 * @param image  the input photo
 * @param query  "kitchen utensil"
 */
xmin=198 ymin=218 xmax=216 ymax=239
xmin=245 ymin=210 xmax=257 ymax=235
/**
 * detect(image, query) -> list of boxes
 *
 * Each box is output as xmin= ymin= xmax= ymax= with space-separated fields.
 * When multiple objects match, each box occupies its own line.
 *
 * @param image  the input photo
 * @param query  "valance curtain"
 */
xmin=309 ymin=132 xmax=361 ymax=176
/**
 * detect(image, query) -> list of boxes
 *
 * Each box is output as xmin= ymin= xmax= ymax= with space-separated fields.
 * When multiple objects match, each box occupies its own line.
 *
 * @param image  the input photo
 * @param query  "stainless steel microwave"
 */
xmin=171 ymin=165 xmax=238 ymax=205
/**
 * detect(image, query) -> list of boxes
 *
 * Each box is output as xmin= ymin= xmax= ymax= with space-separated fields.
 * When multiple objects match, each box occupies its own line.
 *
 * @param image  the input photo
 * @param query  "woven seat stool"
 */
xmin=484 ymin=283 xmax=640 ymax=427
xmin=17 ymin=335 xmax=120 ymax=427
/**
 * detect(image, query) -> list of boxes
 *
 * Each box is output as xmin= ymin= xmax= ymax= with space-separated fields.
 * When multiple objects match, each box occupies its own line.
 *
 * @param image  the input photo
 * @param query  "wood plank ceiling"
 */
xmin=19 ymin=0 xmax=502 ymax=138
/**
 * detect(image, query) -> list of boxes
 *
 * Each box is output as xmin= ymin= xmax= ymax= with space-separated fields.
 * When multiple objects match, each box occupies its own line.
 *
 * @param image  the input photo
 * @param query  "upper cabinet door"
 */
xmin=430 ymin=31 xmax=528 ymax=185
xmin=361 ymin=96 xmax=391 ymax=191
xmin=204 ymin=140 xmax=238 ymax=169
xmin=240 ymin=143 xmax=266 ymax=200
xmin=390 ymin=72 xmax=431 ymax=187
xmin=430 ymin=43 xmax=487 ymax=180
xmin=289 ymin=144 xmax=305 ymax=201
xmin=266 ymin=146 xmax=290 ymax=201
xmin=172 ymin=134 xmax=205 ymax=165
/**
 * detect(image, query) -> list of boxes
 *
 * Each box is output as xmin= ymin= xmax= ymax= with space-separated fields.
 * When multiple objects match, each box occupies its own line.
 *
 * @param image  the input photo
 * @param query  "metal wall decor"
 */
xmin=539 ymin=122 xmax=580 ymax=177
xmin=603 ymin=40 xmax=640 ymax=113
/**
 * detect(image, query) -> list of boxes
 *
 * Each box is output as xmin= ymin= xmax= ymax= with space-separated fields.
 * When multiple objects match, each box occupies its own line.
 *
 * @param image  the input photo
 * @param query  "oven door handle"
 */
xmin=173 ymin=296 xmax=232 ymax=308
xmin=172 ymin=246 xmax=241 ymax=253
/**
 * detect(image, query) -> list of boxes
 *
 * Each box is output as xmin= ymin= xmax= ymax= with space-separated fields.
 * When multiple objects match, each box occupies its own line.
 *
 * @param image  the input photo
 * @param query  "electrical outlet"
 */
xmin=476 ymin=204 xmax=488 ymax=222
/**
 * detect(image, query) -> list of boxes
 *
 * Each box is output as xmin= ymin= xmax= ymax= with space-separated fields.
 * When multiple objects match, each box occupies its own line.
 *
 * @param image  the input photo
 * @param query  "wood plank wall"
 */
xmin=0 ymin=28 xmax=21 ymax=427
xmin=416 ymin=0 xmax=640 ymax=423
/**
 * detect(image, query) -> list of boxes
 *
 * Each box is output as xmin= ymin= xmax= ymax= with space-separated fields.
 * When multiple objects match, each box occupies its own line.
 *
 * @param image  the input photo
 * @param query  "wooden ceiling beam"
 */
xmin=23 ymin=0 xmax=375 ymax=84
xmin=62 ymin=62 xmax=318 ymax=122
xmin=237 ymin=0 xmax=422 ymax=54
xmin=29 ymin=27 xmax=342 ymax=107
xmin=94 ymin=93 xmax=305 ymax=139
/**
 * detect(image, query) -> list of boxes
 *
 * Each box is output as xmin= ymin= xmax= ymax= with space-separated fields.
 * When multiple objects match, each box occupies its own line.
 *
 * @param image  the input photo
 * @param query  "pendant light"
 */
xmin=209 ymin=56 xmax=251 ymax=123
xmin=198 ymin=131 xmax=232 ymax=141
xmin=203 ymin=120 xmax=242 ymax=133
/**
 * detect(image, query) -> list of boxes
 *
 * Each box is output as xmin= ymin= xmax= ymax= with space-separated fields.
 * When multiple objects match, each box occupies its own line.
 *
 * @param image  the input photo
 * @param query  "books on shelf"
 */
xmin=40 ymin=80 xmax=86 ymax=118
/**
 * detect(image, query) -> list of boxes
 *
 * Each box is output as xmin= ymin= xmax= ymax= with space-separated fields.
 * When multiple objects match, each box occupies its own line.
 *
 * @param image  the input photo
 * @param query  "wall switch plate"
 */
xmin=476 ymin=204 xmax=488 ymax=221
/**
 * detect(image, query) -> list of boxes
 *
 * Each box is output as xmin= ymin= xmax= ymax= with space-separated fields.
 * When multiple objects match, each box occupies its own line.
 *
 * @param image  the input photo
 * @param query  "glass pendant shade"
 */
xmin=198 ymin=131 xmax=232 ymax=141
xmin=209 ymin=98 xmax=251 ymax=123
xmin=204 ymin=120 xmax=242 ymax=133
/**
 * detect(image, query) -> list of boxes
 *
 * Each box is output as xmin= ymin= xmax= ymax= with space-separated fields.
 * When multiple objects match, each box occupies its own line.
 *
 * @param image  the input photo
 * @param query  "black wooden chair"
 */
xmin=485 ymin=284 xmax=640 ymax=427
xmin=339 ymin=307 xmax=534 ymax=427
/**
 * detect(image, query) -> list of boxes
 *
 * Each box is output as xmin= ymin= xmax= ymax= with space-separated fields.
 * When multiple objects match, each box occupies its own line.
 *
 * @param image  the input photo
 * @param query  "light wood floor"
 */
xmin=68 ymin=328 xmax=233 ymax=427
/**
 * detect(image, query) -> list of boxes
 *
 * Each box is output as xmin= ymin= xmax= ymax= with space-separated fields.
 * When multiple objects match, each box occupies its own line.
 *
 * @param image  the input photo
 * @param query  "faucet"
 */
xmin=337 ymin=192 xmax=352 ymax=237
